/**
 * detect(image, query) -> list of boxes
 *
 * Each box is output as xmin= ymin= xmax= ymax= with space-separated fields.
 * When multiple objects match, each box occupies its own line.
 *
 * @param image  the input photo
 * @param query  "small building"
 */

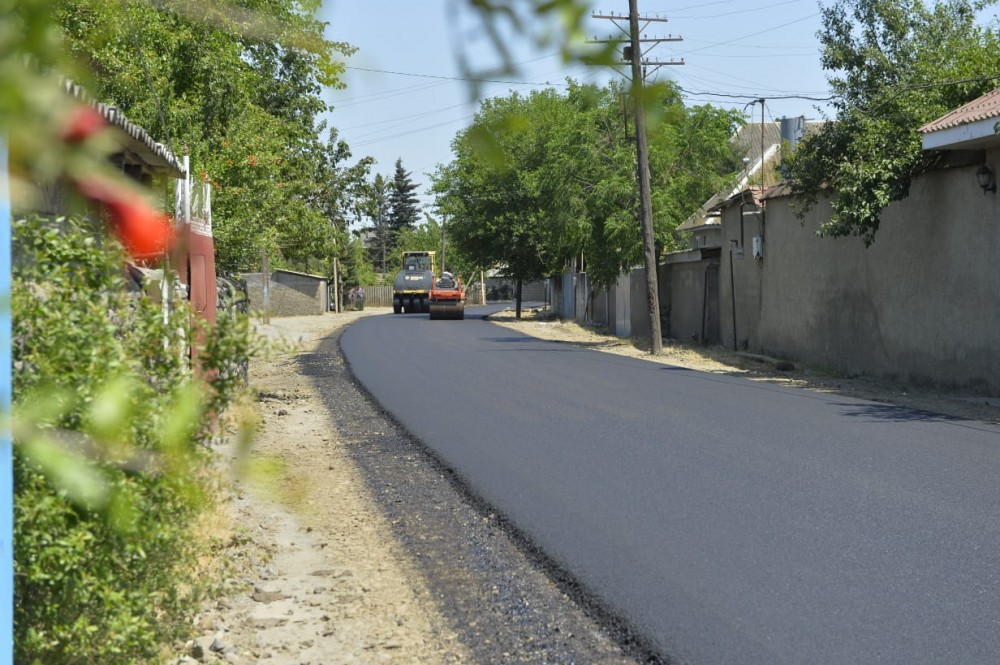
xmin=243 ymin=269 xmax=330 ymax=317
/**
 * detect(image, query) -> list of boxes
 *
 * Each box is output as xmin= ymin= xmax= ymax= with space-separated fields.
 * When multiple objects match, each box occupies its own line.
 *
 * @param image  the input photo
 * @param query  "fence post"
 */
xmin=261 ymin=250 xmax=270 ymax=324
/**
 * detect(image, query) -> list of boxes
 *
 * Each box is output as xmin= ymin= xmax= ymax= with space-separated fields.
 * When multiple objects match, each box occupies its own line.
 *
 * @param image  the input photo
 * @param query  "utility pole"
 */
xmin=261 ymin=249 xmax=270 ymax=325
xmin=591 ymin=3 xmax=683 ymax=354
xmin=440 ymin=214 xmax=446 ymax=274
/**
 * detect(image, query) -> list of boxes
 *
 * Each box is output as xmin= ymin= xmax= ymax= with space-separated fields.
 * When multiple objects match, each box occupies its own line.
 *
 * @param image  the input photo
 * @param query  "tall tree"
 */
xmin=437 ymin=91 xmax=552 ymax=316
xmin=785 ymin=0 xmax=1000 ymax=245
xmin=388 ymin=158 xmax=422 ymax=235
xmin=362 ymin=174 xmax=392 ymax=275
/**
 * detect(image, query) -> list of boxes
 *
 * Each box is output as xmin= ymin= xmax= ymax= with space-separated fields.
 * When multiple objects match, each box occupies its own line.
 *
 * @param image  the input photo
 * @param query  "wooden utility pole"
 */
xmin=592 ymin=3 xmax=683 ymax=354
xmin=261 ymin=249 xmax=270 ymax=324
xmin=627 ymin=0 xmax=661 ymax=354
xmin=440 ymin=214 xmax=447 ymax=274
xmin=332 ymin=256 xmax=340 ymax=313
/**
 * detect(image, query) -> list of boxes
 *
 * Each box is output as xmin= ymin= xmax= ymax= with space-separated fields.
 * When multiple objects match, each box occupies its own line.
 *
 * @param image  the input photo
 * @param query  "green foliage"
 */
xmin=49 ymin=0 xmax=364 ymax=273
xmin=361 ymin=173 xmax=393 ymax=275
xmin=341 ymin=234 xmax=378 ymax=287
xmin=450 ymin=0 xmax=621 ymax=99
xmin=434 ymin=80 xmax=741 ymax=290
xmin=388 ymin=158 xmax=422 ymax=234
xmin=12 ymin=215 xmax=256 ymax=663
xmin=395 ymin=214 xmax=476 ymax=280
xmin=785 ymin=0 xmax=1000 ymax=245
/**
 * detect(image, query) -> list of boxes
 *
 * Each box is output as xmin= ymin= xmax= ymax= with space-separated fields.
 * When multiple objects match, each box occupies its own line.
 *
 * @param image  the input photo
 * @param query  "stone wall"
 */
xmin=243 ymin=270 xmax=329 ymax=317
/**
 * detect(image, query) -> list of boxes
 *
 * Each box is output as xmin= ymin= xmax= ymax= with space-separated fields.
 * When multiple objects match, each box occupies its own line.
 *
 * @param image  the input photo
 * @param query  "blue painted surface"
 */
xmin=0 ymin=141 xmax=12 ymax=664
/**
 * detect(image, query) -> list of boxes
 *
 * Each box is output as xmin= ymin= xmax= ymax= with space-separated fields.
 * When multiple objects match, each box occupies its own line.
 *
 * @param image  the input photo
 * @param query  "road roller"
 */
xmin=428 ymin=272 xmax=465 ymax=320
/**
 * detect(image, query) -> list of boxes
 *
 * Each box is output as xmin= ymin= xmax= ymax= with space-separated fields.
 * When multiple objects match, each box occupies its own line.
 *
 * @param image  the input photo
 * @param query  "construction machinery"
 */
xmin=428 ymin=272 xmax=465 ymax=320
xmin=392 ymin=251 xmax=436 ymax=314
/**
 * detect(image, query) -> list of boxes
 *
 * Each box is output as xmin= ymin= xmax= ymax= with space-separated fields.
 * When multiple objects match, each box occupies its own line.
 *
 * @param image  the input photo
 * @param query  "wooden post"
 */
xmin=332 ymin=257 xmax=340 ymax=313
xmin=628 ymin=0 xmax=663 ymax=354
xmin=440 ymin=214 xmax=446 ymax=274
xmin=262 ymin=249 xmax=270 ymax=324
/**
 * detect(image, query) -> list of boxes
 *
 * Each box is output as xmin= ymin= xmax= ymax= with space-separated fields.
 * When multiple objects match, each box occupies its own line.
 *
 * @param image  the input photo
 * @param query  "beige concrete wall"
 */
xmin=719 ymin=149 xmax=1000 ymax=393
xmin=244 ymin=271 xmax=329 ymax=317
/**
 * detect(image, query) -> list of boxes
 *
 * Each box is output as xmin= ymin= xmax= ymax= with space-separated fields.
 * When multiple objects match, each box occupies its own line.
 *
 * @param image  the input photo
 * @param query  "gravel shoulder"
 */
xmin=183 ymin=310 xmax=468 ymax=664
xmin=179 ymin=305 xmax=998 ymax=664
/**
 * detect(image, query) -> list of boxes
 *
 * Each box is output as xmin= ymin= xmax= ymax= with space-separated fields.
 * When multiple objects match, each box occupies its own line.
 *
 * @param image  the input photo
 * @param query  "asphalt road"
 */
xmin=341 ymin=307 xmax=1000 ymax=665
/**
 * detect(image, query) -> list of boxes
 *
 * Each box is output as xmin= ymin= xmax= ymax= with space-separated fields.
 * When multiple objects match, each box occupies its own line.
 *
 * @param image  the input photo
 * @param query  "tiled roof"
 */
xmin=63 ymin=79 xmax=186 ymax=179
xmin=919 ymin=88 xmax=1000 ymax=134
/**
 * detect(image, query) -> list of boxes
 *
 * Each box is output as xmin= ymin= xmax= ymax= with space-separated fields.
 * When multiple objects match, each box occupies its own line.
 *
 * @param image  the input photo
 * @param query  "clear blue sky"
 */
xmin=318 ymin=0 xmax=832 ymax=211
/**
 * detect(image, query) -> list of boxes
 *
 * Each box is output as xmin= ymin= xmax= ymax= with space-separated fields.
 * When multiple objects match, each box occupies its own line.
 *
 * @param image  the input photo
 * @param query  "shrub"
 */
xmin=13 ymin=215 xmax=251 ymax=663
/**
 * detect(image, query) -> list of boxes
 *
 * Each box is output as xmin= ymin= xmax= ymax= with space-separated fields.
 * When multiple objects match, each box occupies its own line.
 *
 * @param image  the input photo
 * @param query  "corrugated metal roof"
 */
xmin=63 ymin=79 xmax=186 ymax=179
xmin=919 ymin=88 xmax=1000 ymax=134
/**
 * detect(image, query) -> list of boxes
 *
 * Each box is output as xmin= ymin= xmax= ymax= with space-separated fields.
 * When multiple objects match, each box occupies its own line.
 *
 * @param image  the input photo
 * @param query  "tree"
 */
xmin=52 ymin=0 xmax=360 ymax=272
xmin=395 ymin=213 xmax=476 ymax=280
xmin=388 ymin=158 xmax=422 ymax=235
xmin=436 ymin=91 xmax=554 ymax=316
xmin=434 ymin=81 xmax=740 ymax=314
xmin=784 ymin=0 xmax=1000 ymax=245
xmin=342 ymin=234 xmax=378 ymax=287
xmin=361 ymin=173 xmax=392 ymax=275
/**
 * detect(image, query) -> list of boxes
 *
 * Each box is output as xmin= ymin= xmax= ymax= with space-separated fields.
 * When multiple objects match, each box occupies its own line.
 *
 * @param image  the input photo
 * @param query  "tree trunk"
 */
xmin=515 ymin=278 xmax=523 ymax=319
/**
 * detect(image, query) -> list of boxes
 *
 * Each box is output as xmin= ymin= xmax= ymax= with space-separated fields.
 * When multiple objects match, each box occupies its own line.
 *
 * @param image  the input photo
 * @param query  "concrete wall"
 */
xmin=629 ymin=268 xmax=651 ymax=340
xmin=664 ymin=251 xmax=720 ymax=343
xmin=550 ymin=267 xmax=656 ymax=340
xmin=244 ymin=270 xmax=329 ymax=317
xmin=719 ymin=150 xmax=1000 ymax=393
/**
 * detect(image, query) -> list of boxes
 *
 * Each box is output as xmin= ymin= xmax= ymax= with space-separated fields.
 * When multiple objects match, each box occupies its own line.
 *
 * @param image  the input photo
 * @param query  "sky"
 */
xmin=318 ymin=0 xmax=833 ymax=211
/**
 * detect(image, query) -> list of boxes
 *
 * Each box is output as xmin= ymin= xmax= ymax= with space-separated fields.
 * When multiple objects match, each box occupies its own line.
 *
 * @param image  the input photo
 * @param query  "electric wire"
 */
xmin=676 ymin=13 xmax=821 ymax=57
xmin=670 ymin=0 xmax=812 ymax=20
xmin=344 ymin=64 xmax=562 ymax=88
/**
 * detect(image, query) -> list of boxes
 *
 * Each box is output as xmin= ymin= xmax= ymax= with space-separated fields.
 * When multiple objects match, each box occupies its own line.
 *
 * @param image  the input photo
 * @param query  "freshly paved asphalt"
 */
xmin=340 ymin=307 xmax=1000 ymax=665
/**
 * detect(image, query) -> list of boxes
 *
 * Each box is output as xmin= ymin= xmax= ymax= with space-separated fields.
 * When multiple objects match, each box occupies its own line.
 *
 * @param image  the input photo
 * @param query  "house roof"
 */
xmin=64 ymin=79 xmax=186 ymax=179
xmin=920 ymin=88 xmax=1000 ymax=151
xmin=678 ymin=119 xmax=826 ymax=234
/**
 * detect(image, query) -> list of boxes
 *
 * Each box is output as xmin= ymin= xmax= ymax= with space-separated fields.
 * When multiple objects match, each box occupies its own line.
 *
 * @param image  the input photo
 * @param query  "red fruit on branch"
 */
xmin=75 ymin=176 xmax=175 ymax=259
xmin=61 ymin=105 xmax=106 ymax=143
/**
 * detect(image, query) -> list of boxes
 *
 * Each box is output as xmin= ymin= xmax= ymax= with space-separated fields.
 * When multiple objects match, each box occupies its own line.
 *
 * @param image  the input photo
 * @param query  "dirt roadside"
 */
xmin=180 ymin=310 xmax=469 ymax=664
xmin=177 ymin=305 xmax=999 ymax=664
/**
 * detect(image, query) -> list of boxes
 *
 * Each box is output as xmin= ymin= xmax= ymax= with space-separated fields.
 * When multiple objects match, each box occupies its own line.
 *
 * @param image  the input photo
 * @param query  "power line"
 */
xmin=671 ymin=0 xmax=809 ymax=20
xmin=676 ymin=13 xmax=821 ymax=56
xmin=678 ymin=87 xmax=832 ymax=102
xmin=341 ymin=102 xmax=469 ymax=132
xmin=674 ymin=63 xmax=830 ymax=99
xmin=349 ymin=114 xmax=475 ymax=148
xmin=344 ymin=65 xmax=566 ymax=88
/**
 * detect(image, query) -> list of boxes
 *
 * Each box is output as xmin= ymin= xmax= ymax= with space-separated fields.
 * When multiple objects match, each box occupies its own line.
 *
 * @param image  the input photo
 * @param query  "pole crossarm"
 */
xmin=589 ymin=8 xmax=684 ymax=83
xmin=592 ymin=13 xmax=669 ymax=22
xmin=590 ymin=36 xmax=681 ymax=43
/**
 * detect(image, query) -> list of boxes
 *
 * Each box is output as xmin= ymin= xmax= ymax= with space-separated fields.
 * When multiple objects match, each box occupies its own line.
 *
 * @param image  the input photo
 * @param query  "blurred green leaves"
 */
xmin=12 ymin=213 xmax=257 ymax=661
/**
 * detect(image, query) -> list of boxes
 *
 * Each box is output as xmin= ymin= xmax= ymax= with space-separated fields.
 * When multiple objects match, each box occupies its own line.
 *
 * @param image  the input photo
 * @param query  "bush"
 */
xmin=13 ymin=215 xmax=252 ymax=663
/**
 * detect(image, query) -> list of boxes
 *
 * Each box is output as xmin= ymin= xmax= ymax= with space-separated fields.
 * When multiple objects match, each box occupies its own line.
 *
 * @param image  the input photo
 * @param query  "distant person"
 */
xmin=357 ymin=286 xmax=365 ymax=310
